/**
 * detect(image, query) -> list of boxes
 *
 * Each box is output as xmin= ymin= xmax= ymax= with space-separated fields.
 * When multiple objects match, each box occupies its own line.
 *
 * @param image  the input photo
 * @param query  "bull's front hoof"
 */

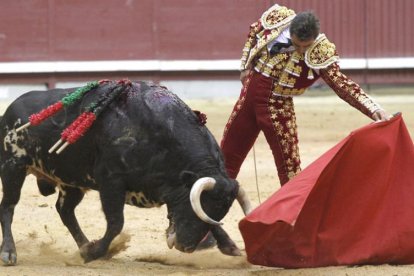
xmin=79 ymin=240 xmax=106 ymax=263
xmin=218 ymin=244 xmax=241 ymax=256
xmin=0 ymin=251 xmax=17 ymax=266
xmin=195 ymin=232 xmax=217 ymax=251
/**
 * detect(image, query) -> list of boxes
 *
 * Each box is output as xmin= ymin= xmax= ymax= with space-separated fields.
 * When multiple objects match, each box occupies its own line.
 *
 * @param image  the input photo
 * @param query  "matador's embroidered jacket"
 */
xmin=240 ymin=4 xmax=382 ymax=119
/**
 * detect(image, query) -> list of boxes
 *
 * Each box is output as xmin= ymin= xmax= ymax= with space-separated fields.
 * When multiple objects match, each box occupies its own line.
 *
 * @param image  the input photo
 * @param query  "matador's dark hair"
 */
xmin=290 ymin=11 xmax=320 ymax=41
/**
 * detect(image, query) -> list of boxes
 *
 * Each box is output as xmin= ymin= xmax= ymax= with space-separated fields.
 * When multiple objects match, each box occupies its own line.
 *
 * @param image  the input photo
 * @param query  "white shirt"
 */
xmin=266 ymin=28 xmax=295 ymax=53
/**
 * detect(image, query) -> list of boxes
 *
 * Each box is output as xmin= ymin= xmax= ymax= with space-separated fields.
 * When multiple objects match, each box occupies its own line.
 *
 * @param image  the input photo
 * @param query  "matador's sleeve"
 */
xmin=320 ymin=63 xmax=383 ymax=120
xmin=240 ymin=21 xmax=262 ymax=71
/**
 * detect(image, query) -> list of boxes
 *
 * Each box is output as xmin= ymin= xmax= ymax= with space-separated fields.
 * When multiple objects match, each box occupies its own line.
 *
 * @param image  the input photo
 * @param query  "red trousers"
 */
xmin=221 ymin=71 xmax=301 ymax=185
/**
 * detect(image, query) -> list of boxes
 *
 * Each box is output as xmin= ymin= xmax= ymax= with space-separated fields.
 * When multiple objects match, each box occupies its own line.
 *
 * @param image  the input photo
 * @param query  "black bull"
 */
xmin=0 ymin=81 xmax=251 ymax=265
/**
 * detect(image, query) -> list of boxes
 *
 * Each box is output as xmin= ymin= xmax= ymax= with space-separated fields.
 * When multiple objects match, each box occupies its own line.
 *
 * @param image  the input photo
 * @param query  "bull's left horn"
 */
xmin=190 ymin=177 xmax=223 ymax=226
xmin=237 ymin=186 xmax=252 ymax=215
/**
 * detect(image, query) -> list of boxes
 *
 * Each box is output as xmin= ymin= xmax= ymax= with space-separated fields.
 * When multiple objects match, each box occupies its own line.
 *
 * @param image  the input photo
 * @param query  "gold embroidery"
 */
xmin=320 ymin=64 xmax=383 ymax=118
xmin=254 ymin=50 xmax=290 ymax=79
xmin=290 ymin=51 xmax=302 ymax=63
xmin=278 ymin=73 xmax=296 ymax=88
xmin=288 ymin=170 xmax=301 ymax=180
xmin=245 ymin=6 xmax=294 ymax=68
xmin=284 ymin=62 xmax=302 ymax=77
xmin=267 ymin=51 xmax=307 ymax=95
xmin=267 ymin=95 xmax=301 ymax=181
xmin=307 ymin=69 xmax=314 ymax=80
xmin=261 ymin=5 xmax=296 ymax=30
xmin=305 ymin=34 xmax=339 ymax=69
xmin=273 ymin=86 xmax=306 ymax=96
xmin=223 ymin=78 xmax=249 ymax=137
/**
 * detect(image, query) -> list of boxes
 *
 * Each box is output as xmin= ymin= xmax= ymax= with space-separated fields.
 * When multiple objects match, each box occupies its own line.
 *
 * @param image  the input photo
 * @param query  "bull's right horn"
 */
xmin=237 ymin=186 xmax=252 ymax=215
xmin=190 ymin=177 xmax=223 ymax=226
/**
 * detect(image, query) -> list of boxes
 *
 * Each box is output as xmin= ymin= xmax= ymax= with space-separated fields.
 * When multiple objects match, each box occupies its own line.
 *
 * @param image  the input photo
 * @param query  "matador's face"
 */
xmin=291 ymin=34 xmax=315 ymax=54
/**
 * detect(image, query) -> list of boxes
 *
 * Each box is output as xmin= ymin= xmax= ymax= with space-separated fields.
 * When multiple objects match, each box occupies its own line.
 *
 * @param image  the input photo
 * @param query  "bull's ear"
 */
xmin=180 ymin=170 xmax=199 ymax=189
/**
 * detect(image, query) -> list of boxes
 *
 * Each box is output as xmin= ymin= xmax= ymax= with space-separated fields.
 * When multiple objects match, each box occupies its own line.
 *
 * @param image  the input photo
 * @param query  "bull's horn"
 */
xmin=237 ymin=186 xmax=252 ymax=215
xmin=190 ymin=177 xmax=223 ymax=226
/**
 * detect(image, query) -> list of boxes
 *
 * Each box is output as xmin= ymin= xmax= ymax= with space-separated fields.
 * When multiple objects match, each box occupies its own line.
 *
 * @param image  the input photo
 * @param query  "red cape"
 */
xmin=239 ymin=114 xmax=414 ymax=268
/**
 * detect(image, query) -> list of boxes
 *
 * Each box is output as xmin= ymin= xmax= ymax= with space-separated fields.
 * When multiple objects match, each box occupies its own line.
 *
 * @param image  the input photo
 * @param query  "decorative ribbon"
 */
xmin=16 ymin=81 xmax=99 ymax=132
xmin=51 ymin=79 xmax=131 ymax=154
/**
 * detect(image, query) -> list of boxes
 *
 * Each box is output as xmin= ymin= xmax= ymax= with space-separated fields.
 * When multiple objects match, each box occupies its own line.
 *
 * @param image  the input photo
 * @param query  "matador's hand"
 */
xmin=240 ymin=69 xmax=251 ymax=85
xmin=372 ymin=109 xmax=389 ymax=122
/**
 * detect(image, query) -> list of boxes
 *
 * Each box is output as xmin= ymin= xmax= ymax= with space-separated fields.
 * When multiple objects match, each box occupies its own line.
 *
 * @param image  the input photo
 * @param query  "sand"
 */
xmin=0 ymin=93 xmax=413 ymax=275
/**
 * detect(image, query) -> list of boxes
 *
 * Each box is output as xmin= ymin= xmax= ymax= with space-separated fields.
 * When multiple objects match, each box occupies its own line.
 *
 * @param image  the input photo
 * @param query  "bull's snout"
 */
xmin=165 ymin=223 xmax=204 ymax=253
xmin=166 ymin=232 xmax=198 ymax=253
xmin=167 ymin=233 xmax=197 ymax=253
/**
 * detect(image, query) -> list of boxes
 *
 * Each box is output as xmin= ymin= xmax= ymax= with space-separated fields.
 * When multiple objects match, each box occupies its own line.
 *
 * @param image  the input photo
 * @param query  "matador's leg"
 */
xmin=221 ymin=73 xmax=261 ymax=179
xmin=257 ymin=93 xmax=301 ymax=185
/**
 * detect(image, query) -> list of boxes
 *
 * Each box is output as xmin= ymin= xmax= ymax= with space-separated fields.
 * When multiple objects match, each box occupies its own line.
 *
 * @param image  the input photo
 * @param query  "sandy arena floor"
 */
xmin=0 ymin=93 xmax=413 ymax=275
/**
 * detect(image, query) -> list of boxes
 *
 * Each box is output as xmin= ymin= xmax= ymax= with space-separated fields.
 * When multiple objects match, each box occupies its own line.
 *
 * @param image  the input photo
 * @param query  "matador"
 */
xmin=221 ymin=4 xmax=388 ymax=185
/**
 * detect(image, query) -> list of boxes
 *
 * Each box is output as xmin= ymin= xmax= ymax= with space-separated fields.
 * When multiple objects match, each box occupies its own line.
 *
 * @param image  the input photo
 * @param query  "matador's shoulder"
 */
xmin=305 ymin=34 xmax=339 ymax=69
xmin=260 ymin=4 xmax=296 ymax=30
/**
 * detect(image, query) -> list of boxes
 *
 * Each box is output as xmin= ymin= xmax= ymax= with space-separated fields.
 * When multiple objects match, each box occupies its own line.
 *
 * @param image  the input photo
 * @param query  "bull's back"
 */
xmin=1 ymin=89 xmax=70 ymax=129
xmin=0 ymin=88 xmax=99 ymax=189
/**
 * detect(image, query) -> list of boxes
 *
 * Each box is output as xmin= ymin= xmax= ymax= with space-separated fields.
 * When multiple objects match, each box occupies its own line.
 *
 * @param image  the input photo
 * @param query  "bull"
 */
xmin=0 ymin=80 xmax=251 ymax=265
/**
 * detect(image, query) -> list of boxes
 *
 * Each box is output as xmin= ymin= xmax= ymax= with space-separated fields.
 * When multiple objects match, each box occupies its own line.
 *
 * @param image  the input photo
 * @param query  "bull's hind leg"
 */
xmin=80 ymin=179 xmax=125 ymax=262
xmin=0 ymin=162 xmax=26 ymax=265
xmin=55 ymin=186 xmax=89 ymax=248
